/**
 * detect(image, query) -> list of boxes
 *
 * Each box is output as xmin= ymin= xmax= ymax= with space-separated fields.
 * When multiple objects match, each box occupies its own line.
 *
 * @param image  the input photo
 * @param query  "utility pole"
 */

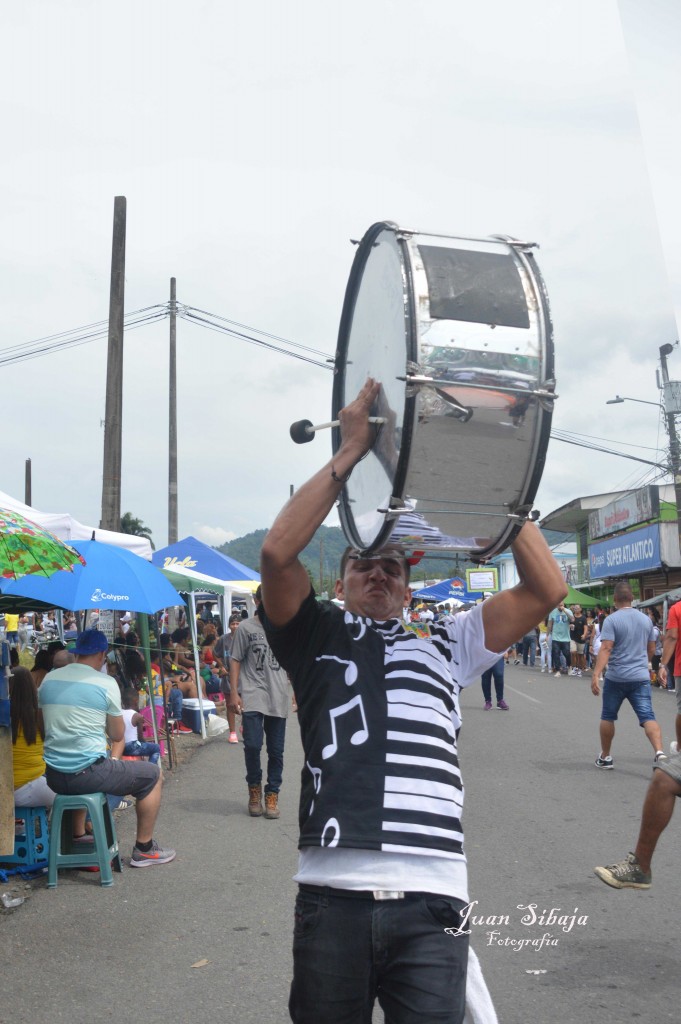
xmin=168 ymin=277 xmax=178 ymax=544
xmin=24 ymin=458 xmax=31 ymax=507
xmin=100 ymin=196 xmax=126 ymax=532
xmin=659 ymin=342 xmax=681 ymax=549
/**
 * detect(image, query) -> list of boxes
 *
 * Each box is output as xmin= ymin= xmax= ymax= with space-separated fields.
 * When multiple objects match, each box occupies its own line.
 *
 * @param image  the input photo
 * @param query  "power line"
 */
xmin=179 ymin=308 xmax=333 ymax=369
xmin=182 ymin=305 xmax=332 ymax=360
xmin=0 ymin=306 xmax=168 ymax=368
xmin=549 ymin=432 xmax=667 ymax=470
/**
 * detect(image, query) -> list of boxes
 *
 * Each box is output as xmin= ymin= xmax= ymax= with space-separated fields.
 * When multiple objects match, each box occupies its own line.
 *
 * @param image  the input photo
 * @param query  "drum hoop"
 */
xmin=332 ymin=222 xmax=418 ymax=553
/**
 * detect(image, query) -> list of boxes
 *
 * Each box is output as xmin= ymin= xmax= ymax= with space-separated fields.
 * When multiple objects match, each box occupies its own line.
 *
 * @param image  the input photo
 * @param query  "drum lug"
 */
xmin=376 ymin=503 xmax=413 ymax=519
xmin=507 ymin=506 xmax=541 ymax=522
xmin=492 ymin=234 xmax=539 ymax=251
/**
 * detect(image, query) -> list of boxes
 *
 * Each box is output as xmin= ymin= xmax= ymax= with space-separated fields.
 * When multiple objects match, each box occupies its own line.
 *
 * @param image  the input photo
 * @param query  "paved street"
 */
xmin=4 ymin=664 xmax=677 ymax=1023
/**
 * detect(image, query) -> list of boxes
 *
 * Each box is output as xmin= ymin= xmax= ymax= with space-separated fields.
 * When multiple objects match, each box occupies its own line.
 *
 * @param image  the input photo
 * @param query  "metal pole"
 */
xmin=188 ymin=592 xmax=207 ymax=739
xmin=168 ymin=277 xmax=178 ymax=545
xmin=100 ymin=196 xmax=126 ymax=531
xmin=24 ymin=458 xmax=31 ymax=507
xmin=137 ymin=613 xmax=160 ymax=747
xmin=659 ymin=344 xmax=681 ymax=551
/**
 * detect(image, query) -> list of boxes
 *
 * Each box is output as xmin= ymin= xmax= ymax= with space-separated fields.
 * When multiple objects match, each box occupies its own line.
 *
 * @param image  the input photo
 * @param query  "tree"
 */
xmin=120 ymin=512 xmax=155 ymax=549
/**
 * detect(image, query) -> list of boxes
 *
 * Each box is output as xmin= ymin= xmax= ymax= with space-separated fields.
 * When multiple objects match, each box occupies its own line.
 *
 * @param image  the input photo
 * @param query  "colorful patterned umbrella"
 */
xmin=0 ymin=507 xmax=86 ymax=580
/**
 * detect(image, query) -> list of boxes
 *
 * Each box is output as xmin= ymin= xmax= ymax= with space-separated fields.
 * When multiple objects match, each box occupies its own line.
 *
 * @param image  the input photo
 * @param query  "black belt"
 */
xmin=298 ymin=884 xmax=445 ymax=902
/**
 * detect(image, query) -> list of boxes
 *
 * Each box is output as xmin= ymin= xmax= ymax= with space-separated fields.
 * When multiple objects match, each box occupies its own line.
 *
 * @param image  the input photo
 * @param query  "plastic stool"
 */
xmin=47 ymin=793 xmax=122 ymax=888
xmin=1 ymin=807 xmax=50 ymax=866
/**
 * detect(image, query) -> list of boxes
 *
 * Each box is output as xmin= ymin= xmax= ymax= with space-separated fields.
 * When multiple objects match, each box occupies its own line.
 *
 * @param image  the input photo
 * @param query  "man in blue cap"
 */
xmin=38 ymin=628 xmax=175 ymax=867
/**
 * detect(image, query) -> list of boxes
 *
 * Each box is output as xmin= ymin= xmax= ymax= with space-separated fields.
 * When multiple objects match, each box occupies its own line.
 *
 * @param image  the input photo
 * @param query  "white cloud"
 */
xmin=192 ymin=525 xmax=237 ymax=547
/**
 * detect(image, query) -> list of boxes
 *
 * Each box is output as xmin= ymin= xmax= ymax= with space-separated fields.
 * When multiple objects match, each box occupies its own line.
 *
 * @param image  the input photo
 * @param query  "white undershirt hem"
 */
xmin=294 ymin=847 xmax=469 ymax=902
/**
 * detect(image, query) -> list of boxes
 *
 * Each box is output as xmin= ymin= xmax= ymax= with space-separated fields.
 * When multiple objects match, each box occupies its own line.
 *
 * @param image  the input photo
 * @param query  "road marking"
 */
xmin=504 ymin=685 xmax=542 ymax=704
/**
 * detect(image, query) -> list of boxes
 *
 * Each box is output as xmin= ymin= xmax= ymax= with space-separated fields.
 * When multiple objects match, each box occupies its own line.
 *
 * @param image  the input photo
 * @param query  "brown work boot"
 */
xmin=248 ymin=785 xmax=263 ymax=817
xmin=263 ymin=791 xmax=280 ymax=819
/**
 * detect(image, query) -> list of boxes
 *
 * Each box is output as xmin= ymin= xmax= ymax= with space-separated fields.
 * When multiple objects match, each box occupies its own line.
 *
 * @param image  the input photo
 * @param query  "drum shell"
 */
xmin=333 ymin=223 xmax=555 ymax=560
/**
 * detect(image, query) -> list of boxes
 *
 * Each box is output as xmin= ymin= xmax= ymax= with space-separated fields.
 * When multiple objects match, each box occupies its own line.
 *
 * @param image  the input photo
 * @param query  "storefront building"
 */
xmin=541 ymin=485 xmax=681 ymax=601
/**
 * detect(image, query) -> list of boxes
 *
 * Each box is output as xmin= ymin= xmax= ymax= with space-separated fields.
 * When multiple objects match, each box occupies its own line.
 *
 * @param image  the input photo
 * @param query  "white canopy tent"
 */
xmin=158 ymin=564 xmax=256 ymax=739
xmin=0 ymin=489 xmax=153 ymax=559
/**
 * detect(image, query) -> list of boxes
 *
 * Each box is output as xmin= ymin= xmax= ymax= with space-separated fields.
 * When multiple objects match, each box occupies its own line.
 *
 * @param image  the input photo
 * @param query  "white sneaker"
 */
xmin=541 ymin=667 xmax=547 ymax=673
xmin=671 ymin=741 xmax=679 ymax=755
xmin=554 ymin=671 xmax=561 ymax=678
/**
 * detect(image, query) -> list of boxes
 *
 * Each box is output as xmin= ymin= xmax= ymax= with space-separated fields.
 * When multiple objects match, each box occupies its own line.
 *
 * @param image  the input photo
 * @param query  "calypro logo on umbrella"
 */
xmin=90 ymin=589 xmax=130 ymax=603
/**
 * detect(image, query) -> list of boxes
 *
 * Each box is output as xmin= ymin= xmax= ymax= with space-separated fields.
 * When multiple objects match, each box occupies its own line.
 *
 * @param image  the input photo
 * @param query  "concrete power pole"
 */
xmin=659 ymin=342 xmax=681 ymax=548
xmin=100 ymin=196 xmax=127 ymax=532
xmin=168 ymin=277 xmax=178 ymax=544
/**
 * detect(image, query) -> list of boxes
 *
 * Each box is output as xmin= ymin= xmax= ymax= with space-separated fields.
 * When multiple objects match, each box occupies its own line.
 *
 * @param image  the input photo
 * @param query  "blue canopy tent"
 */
xmin=153 ymin=536 xmax=260 ymax=631
xmin=411 ymin=577 xmax=484 ymax=604
xmin=152 ymin=536 xmax=260 ymax=584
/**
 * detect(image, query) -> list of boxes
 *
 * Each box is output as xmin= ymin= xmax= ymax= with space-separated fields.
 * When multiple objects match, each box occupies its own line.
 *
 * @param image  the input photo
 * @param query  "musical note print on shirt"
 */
xmin=321 ymin=817 xmax=341 ymax=848
xmin=322 ymin=695 xmax=369 ymax=759
xmin=306 ymin=760 xmax=322 ymax=815
xmin=315 ymin=654 xmax=358 ymax=686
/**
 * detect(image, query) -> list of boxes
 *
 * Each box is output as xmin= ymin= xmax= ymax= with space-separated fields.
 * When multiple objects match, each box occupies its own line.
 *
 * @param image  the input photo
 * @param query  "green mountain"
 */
xmin=217 ymin=526 xmax=570 ymax=593
xmin=218 ymin=526 xmax=480 ymax=593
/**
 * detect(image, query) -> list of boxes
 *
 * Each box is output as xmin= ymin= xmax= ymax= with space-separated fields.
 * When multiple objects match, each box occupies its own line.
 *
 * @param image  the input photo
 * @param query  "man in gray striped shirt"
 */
xmin=261 ymin=378 xmax=567 ymax=1024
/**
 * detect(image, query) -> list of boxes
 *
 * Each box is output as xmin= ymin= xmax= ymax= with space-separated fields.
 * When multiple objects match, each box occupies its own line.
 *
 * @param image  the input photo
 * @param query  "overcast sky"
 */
xmin=2 ymin=0 xmax=679 ymax=551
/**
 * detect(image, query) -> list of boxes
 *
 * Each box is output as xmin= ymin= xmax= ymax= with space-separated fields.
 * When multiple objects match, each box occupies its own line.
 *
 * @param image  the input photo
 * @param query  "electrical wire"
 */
xmin=179 ymin=309 xmax=333 ymax=369
xmin=0 ymin=306 xmax=168 ymax=368
xmin=549 ymin=433 xmax=667 ymax=470
xmin=182 ymin=306 xmax=332 ymax=360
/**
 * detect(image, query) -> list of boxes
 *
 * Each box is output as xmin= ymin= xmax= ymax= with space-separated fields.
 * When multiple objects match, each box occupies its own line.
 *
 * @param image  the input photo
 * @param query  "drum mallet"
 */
xmin=290 ymin=417 xmax=386 ymax=444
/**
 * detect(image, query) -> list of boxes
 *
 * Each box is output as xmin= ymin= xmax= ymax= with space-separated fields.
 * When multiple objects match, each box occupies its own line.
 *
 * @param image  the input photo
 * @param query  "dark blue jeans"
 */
xmin=168 ymin=686 xmax=183 ymax=721
xmin=481 ymin=657 xmax=505 ymax=702
xmin=123 ymin=740 xmax=161 ymax=765
xmin=241 ymin=712 xmax=286 ymax=793
xmin=290 ymin=887 xmax=469 ymax=1023
xmin=551 ymin=640 xmax=571 ymax=671
xmin=521 ymin=635 xmax=536 ymax=666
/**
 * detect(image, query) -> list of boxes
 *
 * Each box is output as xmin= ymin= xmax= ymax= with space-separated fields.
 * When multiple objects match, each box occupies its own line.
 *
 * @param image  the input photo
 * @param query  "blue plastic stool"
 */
xmin=47 ymin=793 xmax=122 ymax=888
xmin=1 ymin=807 xmax=50 ymax=866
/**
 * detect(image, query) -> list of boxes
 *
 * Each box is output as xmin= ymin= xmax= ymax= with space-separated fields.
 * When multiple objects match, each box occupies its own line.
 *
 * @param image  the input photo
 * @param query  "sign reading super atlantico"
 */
xmin=588 ymin=522 xmax=661 ymax=579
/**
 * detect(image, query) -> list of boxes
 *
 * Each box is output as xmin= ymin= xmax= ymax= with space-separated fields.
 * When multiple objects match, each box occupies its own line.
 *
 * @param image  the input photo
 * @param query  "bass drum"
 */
xmin=331 ymin=221 xmax=556 ymax=560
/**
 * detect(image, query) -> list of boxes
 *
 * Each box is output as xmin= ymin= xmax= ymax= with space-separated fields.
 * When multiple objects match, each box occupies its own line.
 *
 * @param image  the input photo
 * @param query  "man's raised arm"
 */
xmin=261 ymin=379 xmax=381 ymax=627
xmin=482 ymin=524 xmax=568 ymax=654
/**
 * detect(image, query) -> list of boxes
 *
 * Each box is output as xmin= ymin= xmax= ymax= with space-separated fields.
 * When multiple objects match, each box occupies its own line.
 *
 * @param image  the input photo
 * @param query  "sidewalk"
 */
xmin=4 ymin=723 xmax=303 ymax=1024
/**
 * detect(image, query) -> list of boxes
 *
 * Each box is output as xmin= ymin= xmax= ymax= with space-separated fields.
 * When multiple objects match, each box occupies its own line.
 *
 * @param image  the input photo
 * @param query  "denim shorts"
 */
xmin=601 ymin=677 xmax=655 ymax=724
xmin=46 ymin=757 xmax=159 ymax=801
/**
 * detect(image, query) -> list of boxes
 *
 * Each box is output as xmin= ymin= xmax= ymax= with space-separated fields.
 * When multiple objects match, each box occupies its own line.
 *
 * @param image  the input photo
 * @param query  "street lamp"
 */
xmin=605 ymin=395 xmax=663 ymax=407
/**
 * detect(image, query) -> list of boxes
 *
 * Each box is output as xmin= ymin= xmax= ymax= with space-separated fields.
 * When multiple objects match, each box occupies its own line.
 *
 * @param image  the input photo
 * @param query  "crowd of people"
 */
xmin=5 ymin=602 xmax=258 ymax=867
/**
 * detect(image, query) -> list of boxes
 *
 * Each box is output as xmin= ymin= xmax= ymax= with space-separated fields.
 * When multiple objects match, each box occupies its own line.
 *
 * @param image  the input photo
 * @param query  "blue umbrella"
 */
xmin=0 ymin=539 xmax=182 ymax=613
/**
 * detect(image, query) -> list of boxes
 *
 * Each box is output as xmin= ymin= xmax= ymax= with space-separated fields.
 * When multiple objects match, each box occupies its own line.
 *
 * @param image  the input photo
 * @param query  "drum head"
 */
xmin=333 ymin=222 xmax=555 ymax=560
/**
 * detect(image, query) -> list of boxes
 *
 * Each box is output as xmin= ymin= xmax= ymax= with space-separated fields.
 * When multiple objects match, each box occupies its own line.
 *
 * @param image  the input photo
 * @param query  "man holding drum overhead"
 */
xmin=260 ymin=378 xmax=567 ymax=1024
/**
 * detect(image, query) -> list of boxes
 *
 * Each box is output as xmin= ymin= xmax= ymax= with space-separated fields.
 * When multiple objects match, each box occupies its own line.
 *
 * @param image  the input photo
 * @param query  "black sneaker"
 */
xmin=595 ymin=754 xmax=614 ymax=770
xmin=594 ymin=852 xmax=651 ymax=889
